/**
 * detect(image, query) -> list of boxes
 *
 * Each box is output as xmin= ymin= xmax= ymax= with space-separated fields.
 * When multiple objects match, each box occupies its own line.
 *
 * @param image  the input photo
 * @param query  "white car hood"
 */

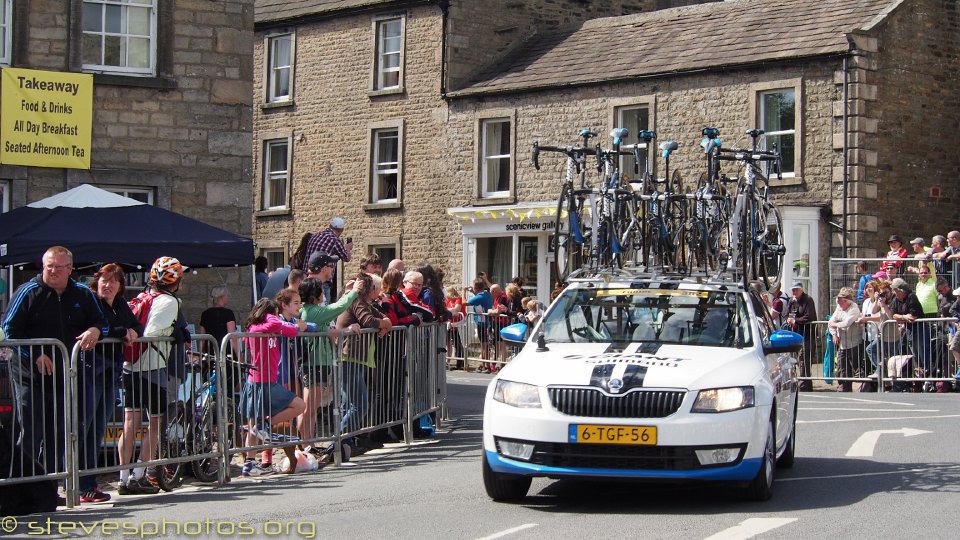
xmin=498 ymin=342 xmax=764 ymax=391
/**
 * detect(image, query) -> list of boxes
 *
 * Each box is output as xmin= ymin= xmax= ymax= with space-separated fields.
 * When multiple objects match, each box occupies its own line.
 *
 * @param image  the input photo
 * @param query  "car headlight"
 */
xmin=691 ymin=386 xmax=755 ymax=413
xmin=493 ymin=380 xmax=541 ymax=408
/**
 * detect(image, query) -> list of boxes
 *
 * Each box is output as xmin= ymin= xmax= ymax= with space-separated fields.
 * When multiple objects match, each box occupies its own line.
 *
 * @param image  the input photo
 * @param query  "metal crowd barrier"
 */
xmin=795 ymin=318 xmax=958 ymax=392
xmin=0 ymin=338 xmax=73 ymax=492
xmin=452 ymin=313 xmax=522 ymax=372
xmin=0 ymin=326 xmax=450 ymax=509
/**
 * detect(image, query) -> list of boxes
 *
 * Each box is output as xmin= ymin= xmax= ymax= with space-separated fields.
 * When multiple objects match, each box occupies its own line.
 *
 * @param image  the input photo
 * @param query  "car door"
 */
xmin=749 ymin=291 xmax=791 ymax=450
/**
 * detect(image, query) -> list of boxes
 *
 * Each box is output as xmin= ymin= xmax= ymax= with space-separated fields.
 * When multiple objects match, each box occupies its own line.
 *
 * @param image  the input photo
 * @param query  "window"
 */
xmin=103 ymin=186 xmax=154 ymax=204
xmin=372 ymin=16 xmax=403 ymax=92
xmin=370 ymin=245 xmax=397 ymax=265
xmin=261 ymin=249 xmax=285 ymax=273
xmin=0 ymin=0 xmax=11 ymax=67
xmin=262 ymin=139 xmax=290 ymax=210
xmin=0 ymin=179 xmax=9 ymax=212
xmin=266 ymin=33 xmax=293 ymax=104
xmin=615 ymin=105 xmax=651 ymax=181
xmin=82 ymin=0 xmax=157 ymax=75
xmin=371 ymin=127 xmax=399 ymax=204
xmin=759 ymin=88 xmax=796 ymax=177
xmin=481 ymin=119 xmax=511 ymax=198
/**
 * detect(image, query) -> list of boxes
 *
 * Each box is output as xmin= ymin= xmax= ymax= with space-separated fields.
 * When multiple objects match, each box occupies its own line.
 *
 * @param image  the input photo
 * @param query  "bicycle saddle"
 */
xmin=610 ymin=127 xmax=629 ymax=145
xmin=659 ymin=140 xmax=678 ymax=157
xmin=638 ymin=130 xmax=656 ymax=142
xmin=746 ymin=128 xmax=764 ymax=138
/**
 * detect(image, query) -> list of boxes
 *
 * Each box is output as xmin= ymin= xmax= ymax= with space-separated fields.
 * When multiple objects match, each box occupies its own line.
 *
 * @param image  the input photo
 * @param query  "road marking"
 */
xmin=798 ymin=413 xmax=960 ymax=424
xmin=801 ymin=408 xmax=940 ymax=412
xmin=476 ymin=523 xmax=538 ymax=540
xmin=778 ymin=468 xmax=928 ymax=482
xmin=846 ymin=427 xmax=932 ymax=457
xmin=703 ymin=518 xmax=797 ymax=540
xmin=800 ymin=395 xmax=915 ymax=406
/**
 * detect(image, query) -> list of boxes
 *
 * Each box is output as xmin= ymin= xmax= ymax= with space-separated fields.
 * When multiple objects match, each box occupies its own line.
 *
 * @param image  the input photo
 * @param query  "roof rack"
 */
xmin=564 ymin=264 xmax=749 ymax=288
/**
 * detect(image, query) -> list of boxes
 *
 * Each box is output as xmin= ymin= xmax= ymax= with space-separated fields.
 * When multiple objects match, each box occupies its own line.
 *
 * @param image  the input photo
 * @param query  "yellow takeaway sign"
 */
xmin=1 ymin=67 xmax=93 ymax=169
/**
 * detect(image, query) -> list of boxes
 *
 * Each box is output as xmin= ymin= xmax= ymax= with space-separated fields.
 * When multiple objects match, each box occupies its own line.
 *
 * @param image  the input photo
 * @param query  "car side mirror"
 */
xmin=499 ymin=323 xmax=528 ymax=345
xmin=763 ymin=329 xmax=803 ymax=355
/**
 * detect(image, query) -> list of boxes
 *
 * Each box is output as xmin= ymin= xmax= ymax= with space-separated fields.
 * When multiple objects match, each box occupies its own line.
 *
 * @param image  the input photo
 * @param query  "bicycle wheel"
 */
xmin=191 ymin=401 xmax=221 ymax=483
xmin=755 ymin=203 xmax=785 ymax=291
xmin=158 ymin=402 xmax=188 ymax=491
xmin=738 ymin=192 xmax=755 ymax=289
xmin=667 ymin=171 xmax=688 ymax=273
xmin=612 ymin=189 xmax=640 ymax=269
xmin=551 ymin=184 xmax=585 ymax=282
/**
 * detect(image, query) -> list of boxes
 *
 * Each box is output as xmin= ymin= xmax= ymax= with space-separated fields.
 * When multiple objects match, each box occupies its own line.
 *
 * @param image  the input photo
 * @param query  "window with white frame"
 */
xmin=261 ymin=249 xmax=285 ymax=274
xmin=373 ymin=16 xmax=403 ymax=91
xmin=266 ymin=33 xmax=293 ymax=103
xmin=759 ymin=89 xmax=796 ymax=176
xmin=371 ymin=128 xmax=399 ymax=203
xmin=0 ymin=180 xmax=9 ymax=212
xmin=481 ymin=118 xmax=511 ymax=198
xmin=615 ymin=105 xmax=651 ymax=181
xmin=262 ymin=139 xmax=290 ymax=210
xmin=103 ymin=185 xmax=154 ymax=204
xmin=0 ymin=0 xmax=11 ymax=67
xmin=82 ymin=0 xmax=157 ymax=75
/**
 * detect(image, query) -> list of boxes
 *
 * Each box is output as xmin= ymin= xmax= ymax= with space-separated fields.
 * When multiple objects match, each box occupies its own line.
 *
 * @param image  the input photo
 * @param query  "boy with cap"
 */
xmin=882 ymin=235 xmax=908 ymax=274
xmin=306 ymin=251 xmax=340 ymax=306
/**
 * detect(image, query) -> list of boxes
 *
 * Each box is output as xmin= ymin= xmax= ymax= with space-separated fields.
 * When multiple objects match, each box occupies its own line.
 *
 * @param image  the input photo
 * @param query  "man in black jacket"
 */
xmin=1 ymin=246 xmax=107 ymax=497
xmin=785 ymin=282 xmax=818 ymax=391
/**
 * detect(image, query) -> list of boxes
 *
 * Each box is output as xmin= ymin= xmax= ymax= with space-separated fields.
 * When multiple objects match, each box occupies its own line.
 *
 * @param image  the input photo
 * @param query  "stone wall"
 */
xmin=1 ymin=0 xmax=255 ymax=323
xmin=856 ymin=0 xmax=960 ymax=256
xmin=253 ymin=4 xmax=456 ymax=276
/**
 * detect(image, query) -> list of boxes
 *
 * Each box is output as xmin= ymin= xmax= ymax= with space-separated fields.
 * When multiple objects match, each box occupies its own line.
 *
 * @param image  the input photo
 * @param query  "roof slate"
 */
xmin=255 ymin=0 xmax=398 ymax=24
xmin=452 ymin=0 xmax=901 ymax=96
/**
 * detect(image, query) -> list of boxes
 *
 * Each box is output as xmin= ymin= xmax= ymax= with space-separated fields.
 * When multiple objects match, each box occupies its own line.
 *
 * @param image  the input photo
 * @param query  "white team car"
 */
xmin=482 ymin=275 xmax=802 ymax=502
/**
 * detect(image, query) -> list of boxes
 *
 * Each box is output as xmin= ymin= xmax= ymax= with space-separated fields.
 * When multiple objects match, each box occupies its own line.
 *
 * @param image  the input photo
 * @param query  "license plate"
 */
xmin=569 ymin=424 xmax=657 ymax=445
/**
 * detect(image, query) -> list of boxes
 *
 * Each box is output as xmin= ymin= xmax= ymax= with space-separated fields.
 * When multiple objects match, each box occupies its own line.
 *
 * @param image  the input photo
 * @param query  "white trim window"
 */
xmin=262 ymin=139 xmax=290 ymax=210
xmin=103 ymin=186 xmax=154 ymax=205
xmin=759 ymin=89 xmax=796 ymax=176
xmin=0 ymin=0 xmax=11 ymax=67
xmin=82 ymin=0 xmax=157 ymax=76
xmin=266 ymin=33 xmax=293 ymax=103
xmin=373 ymin=16 xmax=402 ymax=91
xmin=0 ymin=179 xmax=10 ymax=212
xmin=481 ymin=118 xmax=511 ymax=198
xmin=371 ymin=128 xmax=399 ymax=203
xmin=615 ymin=105 xmax=651 ymax=181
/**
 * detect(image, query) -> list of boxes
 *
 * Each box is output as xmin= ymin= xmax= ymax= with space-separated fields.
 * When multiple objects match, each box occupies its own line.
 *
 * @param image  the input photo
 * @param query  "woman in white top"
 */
xmin=828 ymin=287 xmax=865 ymax=392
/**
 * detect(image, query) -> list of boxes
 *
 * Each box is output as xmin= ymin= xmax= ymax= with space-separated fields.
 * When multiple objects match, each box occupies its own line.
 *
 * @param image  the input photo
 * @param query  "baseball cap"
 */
xmin=888 ymin=235 xmax=903 ymax=244
xmin=909 ymin=237 xmax=924 ymax=245
xmin=872 ymin=270 xmax=887 ymax=279
xmin=891 ymin=278 xmax=910 ymax=292
xmin=330 ymin=217 xmax=346 ymax=229
xmin=836 ymin=287 xmax=856 ymax=301
xmin=790 ymin=282 xmax=803 ymax=290
xmin=307 ymin=251 xmax=339 ymax=271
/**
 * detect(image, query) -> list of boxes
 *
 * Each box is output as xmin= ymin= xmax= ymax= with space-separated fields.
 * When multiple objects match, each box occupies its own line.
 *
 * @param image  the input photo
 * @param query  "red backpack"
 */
xmin=123 ymin=290 xmax=163 ymax=364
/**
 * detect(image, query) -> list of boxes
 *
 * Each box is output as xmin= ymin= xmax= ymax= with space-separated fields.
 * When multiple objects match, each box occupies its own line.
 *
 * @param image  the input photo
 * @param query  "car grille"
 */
xmin=528 ymin=442 xmax=708 ymax=470
xmin=547 ymin=387 xmax=685 ymax=418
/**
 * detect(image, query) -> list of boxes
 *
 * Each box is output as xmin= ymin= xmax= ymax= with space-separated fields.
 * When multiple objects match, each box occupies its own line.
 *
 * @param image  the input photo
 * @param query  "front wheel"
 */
xmin=744 ymin=417 xmax=776 ymax=501
xmin=755 ymin=204 xmax=785 ymax=292
xmin=483 ymin=453 xmax=531 ymax=502
xmin=191 ymin=403 xmax=221 ymax=483
xmin=158 ymin=402 xmax=188 ymax=491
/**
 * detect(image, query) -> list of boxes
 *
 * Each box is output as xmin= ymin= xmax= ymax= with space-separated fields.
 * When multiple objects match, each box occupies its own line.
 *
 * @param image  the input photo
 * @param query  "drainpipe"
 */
xmin=439 ymin=0 xmax=449 ymax=99
xmin=841 ymin=55 xmax=849 ymax=258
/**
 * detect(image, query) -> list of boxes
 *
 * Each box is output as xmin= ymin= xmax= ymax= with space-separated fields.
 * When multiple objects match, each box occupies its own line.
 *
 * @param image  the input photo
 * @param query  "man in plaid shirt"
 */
xmin=303 ymin=217 xmax=353 ymax=298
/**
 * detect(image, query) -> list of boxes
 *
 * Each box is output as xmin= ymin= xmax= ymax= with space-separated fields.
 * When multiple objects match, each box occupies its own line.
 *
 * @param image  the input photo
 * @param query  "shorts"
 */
xmin=122 ymin=372 xmax=168 ymax=416
xmin=238 ymin=380 xmax=295 ymax=420
xmin=949 ymin=331 xmax=960 ymax=353
xmin=299 ymin=364 xmax=330 ymax=387
xmin=477 ymin=323 xmax=490 ymax=344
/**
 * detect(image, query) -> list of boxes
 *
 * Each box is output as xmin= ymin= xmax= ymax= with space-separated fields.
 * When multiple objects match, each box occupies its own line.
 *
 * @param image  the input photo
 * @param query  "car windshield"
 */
xmin=542 ymin=285 xmax=753 ymax=348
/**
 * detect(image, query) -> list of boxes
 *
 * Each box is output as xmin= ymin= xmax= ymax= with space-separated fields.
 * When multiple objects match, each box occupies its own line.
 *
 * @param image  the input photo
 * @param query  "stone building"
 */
xmin=253 ymin=0 xmax=959 ymax=307
xmin=0 ymin=0 xmax=255 ymax=321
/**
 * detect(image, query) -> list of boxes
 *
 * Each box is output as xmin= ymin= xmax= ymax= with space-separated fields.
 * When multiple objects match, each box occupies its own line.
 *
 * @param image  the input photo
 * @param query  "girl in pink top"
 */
xmin=239 ymin=297 xmax=307 ymax=476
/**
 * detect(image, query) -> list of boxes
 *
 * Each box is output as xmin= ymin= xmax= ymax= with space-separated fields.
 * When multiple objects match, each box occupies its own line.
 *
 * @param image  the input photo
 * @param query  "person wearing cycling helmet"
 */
xmin=118 ymin=256 xmax=183 ymax=496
